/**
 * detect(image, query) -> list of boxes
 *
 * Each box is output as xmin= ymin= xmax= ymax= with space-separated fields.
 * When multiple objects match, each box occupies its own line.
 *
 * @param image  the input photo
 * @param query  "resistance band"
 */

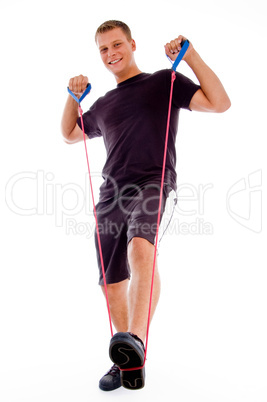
xmin=67 ymin=39 xmax=189 ymax=370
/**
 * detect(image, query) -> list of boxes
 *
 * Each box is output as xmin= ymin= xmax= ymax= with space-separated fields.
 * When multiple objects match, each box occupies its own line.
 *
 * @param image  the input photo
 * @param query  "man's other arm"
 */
xmin=61 ymin=75 xmax=89 ymax=144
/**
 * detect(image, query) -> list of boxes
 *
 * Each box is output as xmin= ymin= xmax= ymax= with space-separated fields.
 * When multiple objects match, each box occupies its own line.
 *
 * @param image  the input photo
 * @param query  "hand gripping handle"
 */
xmin=168 ymin=39 xmax=190 ymax=71
xmin=67 ymin=83 xmax=92 ymax=104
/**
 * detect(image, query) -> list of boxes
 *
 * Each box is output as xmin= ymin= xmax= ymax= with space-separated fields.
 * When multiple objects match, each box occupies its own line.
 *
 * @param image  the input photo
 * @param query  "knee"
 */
xmin=102 ymin=280 xmax=129 ymax=301
xmin=128 ymin=237 xmax=154 ymax=264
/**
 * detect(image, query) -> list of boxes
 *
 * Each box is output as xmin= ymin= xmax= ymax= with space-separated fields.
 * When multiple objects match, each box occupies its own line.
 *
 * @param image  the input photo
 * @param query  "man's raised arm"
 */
xmin=165 ymin=36 xmax=231 ymax=113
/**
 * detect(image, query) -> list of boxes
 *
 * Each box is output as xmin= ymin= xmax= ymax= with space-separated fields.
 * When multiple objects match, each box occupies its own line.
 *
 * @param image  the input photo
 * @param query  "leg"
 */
xmin=99 ymin=279 xmax=129 ymax=392
xmin=100 ymin=276 xmax=147 ymax=390
xmin=127 ymin=236 xmax=161 ymax=343
xmin=100 ymin=236 xmax=160 ymax=343
xmin=101 ymin=279 xmax=129 ymax=333
xmin=107 ymin=236 xmax=158 ymax=390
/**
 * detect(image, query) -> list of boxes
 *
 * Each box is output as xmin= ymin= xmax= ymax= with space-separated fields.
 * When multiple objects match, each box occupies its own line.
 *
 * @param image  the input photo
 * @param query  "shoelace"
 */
xmin=106 ymin=364 xmax=120 ymax=377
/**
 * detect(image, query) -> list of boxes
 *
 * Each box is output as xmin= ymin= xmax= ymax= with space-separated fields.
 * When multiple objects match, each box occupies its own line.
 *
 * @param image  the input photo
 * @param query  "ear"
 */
xmin=131 ymin=39 xmax=137 ymax=52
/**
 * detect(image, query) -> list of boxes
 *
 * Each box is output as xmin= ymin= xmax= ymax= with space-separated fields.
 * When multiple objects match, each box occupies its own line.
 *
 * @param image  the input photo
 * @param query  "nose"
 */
xmin=108 ymin=48 xmax=116 ymax=58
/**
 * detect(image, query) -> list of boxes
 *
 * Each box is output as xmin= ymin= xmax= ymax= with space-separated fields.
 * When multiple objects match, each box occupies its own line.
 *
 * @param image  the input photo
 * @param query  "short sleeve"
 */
xmin=76 ymin=101 xmax=102 ymax=139
xmin=171 ymin=71 xmax=201 ymax=110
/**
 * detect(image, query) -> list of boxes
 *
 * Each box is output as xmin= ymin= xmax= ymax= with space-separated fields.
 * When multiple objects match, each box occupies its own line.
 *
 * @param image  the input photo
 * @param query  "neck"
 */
xmin=115 ymin=64 xmax=142 ymax=84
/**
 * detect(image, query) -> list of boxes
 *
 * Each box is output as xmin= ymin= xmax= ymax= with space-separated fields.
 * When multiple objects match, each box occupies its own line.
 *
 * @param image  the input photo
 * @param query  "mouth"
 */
xmin=108 ymin=58 xmax=122 ymax=65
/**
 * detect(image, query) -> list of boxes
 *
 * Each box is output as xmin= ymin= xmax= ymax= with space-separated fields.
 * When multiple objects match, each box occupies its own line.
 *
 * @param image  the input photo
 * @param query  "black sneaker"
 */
xmin=109 ymin=332 xmax=145 ymax=390
xmin=99 ymin=364 xmax=121 ymax=391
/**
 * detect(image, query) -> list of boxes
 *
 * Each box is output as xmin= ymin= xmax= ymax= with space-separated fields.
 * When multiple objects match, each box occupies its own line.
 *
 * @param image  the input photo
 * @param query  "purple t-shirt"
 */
xmin=77 ymin=69 xmax=200 ymax=201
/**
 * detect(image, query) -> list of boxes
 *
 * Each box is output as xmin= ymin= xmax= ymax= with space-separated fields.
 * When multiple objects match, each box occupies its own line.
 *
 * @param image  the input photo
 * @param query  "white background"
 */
xmin=0 ymin=0 xmax=266 ymax=401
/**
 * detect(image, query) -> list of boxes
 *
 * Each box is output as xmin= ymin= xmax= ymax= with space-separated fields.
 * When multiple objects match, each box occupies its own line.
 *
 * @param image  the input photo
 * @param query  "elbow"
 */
xmin=61 ymin=128 xmax=82 ymax=145
xmin=63 ymin=137 xmax=73 ymax=145
xmin=61 ymin=122 xmax=83 ymax=144
xmin=62 ymin=133 xmax=77 ymax=145
xmin=61 ymin=125 xmax=74 ymax=145
xmin=215 ymin=95 xmax=231 ymax=113
xmin=61 ymin=130 xmax=72 ymax=144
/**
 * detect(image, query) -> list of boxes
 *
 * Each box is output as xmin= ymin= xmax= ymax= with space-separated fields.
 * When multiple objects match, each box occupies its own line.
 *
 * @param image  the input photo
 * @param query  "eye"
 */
xmin=114 ymin=43 xmax=121 ymax=48
xmin=100 ymin=47 xmax=108 ymax=54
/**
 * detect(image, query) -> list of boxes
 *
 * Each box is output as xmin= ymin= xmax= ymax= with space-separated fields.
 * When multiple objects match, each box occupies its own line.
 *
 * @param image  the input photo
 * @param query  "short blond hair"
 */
xmin=95 ymin=20 xmax=132 ymax=42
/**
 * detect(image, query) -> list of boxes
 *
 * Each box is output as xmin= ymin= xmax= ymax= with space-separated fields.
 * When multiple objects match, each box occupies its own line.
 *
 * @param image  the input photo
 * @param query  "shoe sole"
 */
xmin=109 ymin=333 xmax=145 ymax=390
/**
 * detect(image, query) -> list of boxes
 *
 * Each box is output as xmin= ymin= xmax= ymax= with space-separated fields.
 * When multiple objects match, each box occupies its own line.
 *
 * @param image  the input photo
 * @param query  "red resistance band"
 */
xmin=78 ymin=70 xmax=176 ymax=371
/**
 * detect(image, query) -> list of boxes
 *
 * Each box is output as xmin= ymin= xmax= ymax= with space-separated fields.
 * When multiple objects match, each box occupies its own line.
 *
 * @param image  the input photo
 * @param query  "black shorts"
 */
xmin=94 ymin=183 xmax=171 ymax=285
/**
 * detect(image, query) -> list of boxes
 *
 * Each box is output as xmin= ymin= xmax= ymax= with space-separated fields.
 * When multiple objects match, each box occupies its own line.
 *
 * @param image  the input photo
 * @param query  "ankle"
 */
xmin=127 ymin=329 xmax=146 ymax=345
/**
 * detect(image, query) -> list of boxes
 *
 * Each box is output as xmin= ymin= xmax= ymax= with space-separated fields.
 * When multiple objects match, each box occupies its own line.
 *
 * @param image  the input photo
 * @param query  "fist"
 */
xmin=164 ymin=35 xmax=192 ymax=62
xmin=68 ymin=75 xmax=89 ymax=96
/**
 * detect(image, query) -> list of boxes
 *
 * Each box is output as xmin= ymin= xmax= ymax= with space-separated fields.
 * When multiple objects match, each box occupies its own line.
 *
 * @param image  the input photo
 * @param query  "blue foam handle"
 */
xmin=67 ymin=83 xmax=92 ymax=104
xmin=167 ymin=39 xmax=190 ymax=71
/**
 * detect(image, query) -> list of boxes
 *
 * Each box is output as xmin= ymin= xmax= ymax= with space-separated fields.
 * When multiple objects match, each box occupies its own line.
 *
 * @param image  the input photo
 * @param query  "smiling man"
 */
xmin=97 ymin=25 xmax=142 ymax=84
xmin=61 ymin=20 xmax=230 ymax=391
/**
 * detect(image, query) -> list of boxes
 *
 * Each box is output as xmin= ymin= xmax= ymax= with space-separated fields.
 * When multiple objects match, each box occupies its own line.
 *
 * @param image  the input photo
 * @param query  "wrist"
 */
xmin=184 ymin=47 xmax=200 ymax=67
xmin=69 ymin=92 xmax=81 ymax=99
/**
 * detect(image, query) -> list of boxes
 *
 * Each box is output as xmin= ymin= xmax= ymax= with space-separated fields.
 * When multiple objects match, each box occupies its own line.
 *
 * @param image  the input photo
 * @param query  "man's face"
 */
xmin=96 ymin=28 xmax=136 ymax=79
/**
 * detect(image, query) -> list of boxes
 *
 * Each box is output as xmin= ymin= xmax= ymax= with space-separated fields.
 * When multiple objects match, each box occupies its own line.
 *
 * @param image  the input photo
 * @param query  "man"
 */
xmin=61 ymin=20 xmax=230 ymax=391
